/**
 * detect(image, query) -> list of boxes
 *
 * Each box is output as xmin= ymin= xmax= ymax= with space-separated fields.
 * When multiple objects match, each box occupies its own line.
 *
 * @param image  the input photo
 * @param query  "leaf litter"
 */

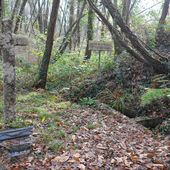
xmin=11 ymin=107 xmax=170 ymax=169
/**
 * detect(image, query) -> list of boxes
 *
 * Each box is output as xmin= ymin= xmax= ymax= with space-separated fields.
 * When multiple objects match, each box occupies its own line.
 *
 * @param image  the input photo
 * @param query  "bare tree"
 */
xmin=122 ymin=0 xmax=131 ymax=25
xmin=156 ymin=0 xmax=170 ymax=50
xmin=84 ymin=4 xmax=95 ymax=60
xmin=14 ymin=0 xmax=28 ymax=33
xmin=0 ymin=0 xmax=4 ymax=27
xmin=35 ymin=0 xmax=60 ymax=89
xmin=11 ymin=0 xmax=21 ymax=24
xmin=58 ymin=1 xmax=86 ymax=55
xmin=69 ymin=0 xmax=75 ymax=50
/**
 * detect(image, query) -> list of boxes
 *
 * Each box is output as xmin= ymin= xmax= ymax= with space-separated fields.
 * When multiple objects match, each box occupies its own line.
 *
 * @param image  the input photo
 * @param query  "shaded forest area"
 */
xmin=0 ymin=0 xmax=170 ymax=169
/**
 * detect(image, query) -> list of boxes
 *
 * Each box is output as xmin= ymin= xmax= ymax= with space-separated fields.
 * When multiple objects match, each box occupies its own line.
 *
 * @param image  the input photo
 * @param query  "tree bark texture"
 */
xmin=101 ymin=0 xmax=169 ymax=73
xmin=122 ymin=0 xmax=131 ymax=25
xmin=87 ymin=0 xmax=170 ymax=74
xmin=156 ymin=0 xmax=170 ymax=50
xmin=1 ymin=19 xmax=16 ymax=123
xmin=58 ymin=1 xmax=86 ymax=55
xmin=35 ymin=0 xmax=60 ymax=89
xmin=85 ymin=5 xmax=95 ymax=60
xmin=11 ymin=0 xmax=21 ymax=24
xmin=14 ymin=0 xmax=28 ymax=34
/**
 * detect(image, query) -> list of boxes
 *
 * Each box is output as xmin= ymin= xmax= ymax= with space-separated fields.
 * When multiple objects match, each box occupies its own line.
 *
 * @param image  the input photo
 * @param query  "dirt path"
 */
xmin=11 ymin=107 xmax=170 ymax=170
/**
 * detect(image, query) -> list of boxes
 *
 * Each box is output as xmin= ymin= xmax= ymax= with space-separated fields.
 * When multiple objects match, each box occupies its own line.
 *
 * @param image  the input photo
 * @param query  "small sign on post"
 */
xmin=89 ymin=41 xmax=113 ymax=73
xmin=89 ymin=41 xmax=113 ymax=51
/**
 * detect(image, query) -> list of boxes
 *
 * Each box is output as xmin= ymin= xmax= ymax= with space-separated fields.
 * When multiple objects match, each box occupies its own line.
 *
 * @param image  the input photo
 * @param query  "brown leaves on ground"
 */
xmin=11 ymin=108 xmax=170 ymax=170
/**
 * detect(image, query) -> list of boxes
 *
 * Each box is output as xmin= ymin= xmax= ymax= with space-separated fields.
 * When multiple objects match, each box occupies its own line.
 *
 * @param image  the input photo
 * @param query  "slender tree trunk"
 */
xmin=37 ymin=0 xmax=44 ymax=33
xmin=122 ymin=0 xmax=131 ymax=25
xmin=0 ymin=0 xmax=4 ymax=28
xmin=76 ymin=0 xmax=81 ymax=48
xmin=84 ymin=5 xmax=95 ymax=60
xmin=43 ymin=0 xmax=49 ymax=33
xmin=69 ymin=0 xmax=75 ymax=50
xmin=58 ymin=1 xmax=86 ymax=55
xmin=0 ymin=0 xmax=4 ymax=58
xmin=113 ymin=0 xmax=124 ymax=55
xmin=14 ymin=0 xmax=28 ymax=34
xmin=11 ymin=0 xmax=21 ymax=24
xmin=156 ymin=0 xmax=170 ymax=50
xmin=35 ymin=0 xmax=60 ymax=89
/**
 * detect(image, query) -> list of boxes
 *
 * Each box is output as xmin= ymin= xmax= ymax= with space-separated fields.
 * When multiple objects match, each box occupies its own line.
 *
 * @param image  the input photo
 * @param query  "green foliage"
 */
xmin=49 ymin=140 xmax=63 ymax=151
xmin=111 ymin=91 xmax=135 ymax=113
xmin=141 ymin=88 xmax=170 ymax=106
xmin=80 ymin=97 xmax=96 ymax=106
xmin=159 ymin=120 xmax=170 ymax=135
xmin=112 ymin=97 xmax=126 ymax=113
xmin=86 ymin=122 xmax=97 ymax=130
xmin=57 ymin=130 xmax=66 ymax=139
xmin=7 ymin=117 xmax=32 ymax=128
xmin=47 ymin=52 xmax=114 ymax=90
xmin=71 ymin=125 xmax=80 ymax=133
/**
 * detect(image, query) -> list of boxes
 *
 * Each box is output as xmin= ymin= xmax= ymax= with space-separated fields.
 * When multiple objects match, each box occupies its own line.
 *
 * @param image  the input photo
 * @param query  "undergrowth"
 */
xmin=141 ymin=88 xmax=170 ymax=106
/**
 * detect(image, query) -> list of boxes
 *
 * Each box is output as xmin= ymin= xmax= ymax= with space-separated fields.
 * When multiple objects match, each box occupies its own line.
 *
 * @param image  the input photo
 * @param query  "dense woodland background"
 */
xmin=0 ymin=0 xmax=170 ymax=169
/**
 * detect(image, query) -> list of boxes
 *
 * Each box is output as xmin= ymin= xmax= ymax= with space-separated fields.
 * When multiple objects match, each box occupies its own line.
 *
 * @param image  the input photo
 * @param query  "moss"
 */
xmin=141 ymin=88 xmax=170 ymax=106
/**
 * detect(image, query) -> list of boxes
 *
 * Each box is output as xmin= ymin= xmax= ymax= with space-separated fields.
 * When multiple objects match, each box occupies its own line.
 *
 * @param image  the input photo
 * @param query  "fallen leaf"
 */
xmin=72 ymin=135 xmax=76 ymax=142
xmin=147 ymin=152 xmax=156 ymax=158
xmin=130 ymin=155 xmax=138 ymax=162
xmin=51 ymin=155 xmax=69 ymax=164
xmin=73 ymin=153 xmax=80 ymax=161
xmin=78 ymin=164 xmax=86 ymax=170
xmin=111 ymin=159 xmax=116 ymax=164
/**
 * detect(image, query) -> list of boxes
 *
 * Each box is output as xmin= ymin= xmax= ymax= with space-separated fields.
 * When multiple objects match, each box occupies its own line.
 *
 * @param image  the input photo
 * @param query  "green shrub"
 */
xmin=80 ymin=97 xmax=96 ymax=106
xmin=159 ymin=120 xmax=170 ymax=135
xmin=141 ymin=88 xmax=170 ymax=106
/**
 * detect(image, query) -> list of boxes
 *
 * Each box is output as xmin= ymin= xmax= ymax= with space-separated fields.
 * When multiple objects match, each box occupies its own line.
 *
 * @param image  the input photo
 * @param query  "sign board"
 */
xmin=89 ymin=41 xmax=113 ymax=51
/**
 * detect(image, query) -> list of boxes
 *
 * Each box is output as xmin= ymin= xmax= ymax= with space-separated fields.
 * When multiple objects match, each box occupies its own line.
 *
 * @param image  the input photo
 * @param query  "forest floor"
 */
xmin=8 ymin=90 xmax=170 ymax=170
xmin=0 ymin=52 xmax=169 ymax=169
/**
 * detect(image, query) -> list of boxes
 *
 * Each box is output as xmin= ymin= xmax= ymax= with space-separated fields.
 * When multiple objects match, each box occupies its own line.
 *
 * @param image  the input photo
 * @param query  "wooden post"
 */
xmin=98 ymin=51 xmax=101 ymax=72
xmin=1 ymin=19 xmax=16 ymax=123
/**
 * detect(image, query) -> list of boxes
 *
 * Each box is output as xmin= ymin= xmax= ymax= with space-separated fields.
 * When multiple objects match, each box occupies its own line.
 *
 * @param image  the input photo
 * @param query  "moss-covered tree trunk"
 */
xmin=1 ymin=19 xmax=16 ymax=123
xmin=84 ymin=5 xmax=95 ymax=60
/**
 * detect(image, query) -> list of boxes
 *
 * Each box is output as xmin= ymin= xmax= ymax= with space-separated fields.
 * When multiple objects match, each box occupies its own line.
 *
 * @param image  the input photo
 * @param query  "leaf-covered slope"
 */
xmin=12 ymin=107 xmax=170 ymax=169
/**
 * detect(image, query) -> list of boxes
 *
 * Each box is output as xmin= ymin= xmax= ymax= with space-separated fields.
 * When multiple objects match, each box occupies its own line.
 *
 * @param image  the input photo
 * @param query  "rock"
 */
xmin=135 ymin=116 xmax=165 ymax=129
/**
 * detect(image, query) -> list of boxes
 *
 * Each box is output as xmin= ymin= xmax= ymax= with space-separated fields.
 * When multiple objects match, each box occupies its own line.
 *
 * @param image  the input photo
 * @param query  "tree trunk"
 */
xmin=0 ymin=0 xmax=4 ymax=22
xmin=14 ymin=0 xmax=28 ymax=34
xmin=69 ymin=0 xmax=75 ymax=50
xmin=76 ymin=0 xmax=81 ymax=48
xmin=113 ymin=0 xmax=124 ymax=55
xmin=87 ymin=0 xmax=169 ymax=74
xmin=156 ymin=0 xmax=170 ymax=50
xmin=43 ymin=0 xmax=49 ymax=33
xmin=35 ymin=0 xmax=60 ymax=89
xmin=11 ymin=0 xmax=21 ymax=25
xmin=101 ymin=0 xmax=169 ymax=73
xmin=84 ymin=5 xmax=95 ymax=60
xmin=1 ymin=19 xmax=16 ymax=123
xmin=122 ymin=0 xmax=131 ymax=25
xmin=37 ymin=0 xmax=44 ymax=33
xmin=58 ymin=1 xmax=86 ymax=55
